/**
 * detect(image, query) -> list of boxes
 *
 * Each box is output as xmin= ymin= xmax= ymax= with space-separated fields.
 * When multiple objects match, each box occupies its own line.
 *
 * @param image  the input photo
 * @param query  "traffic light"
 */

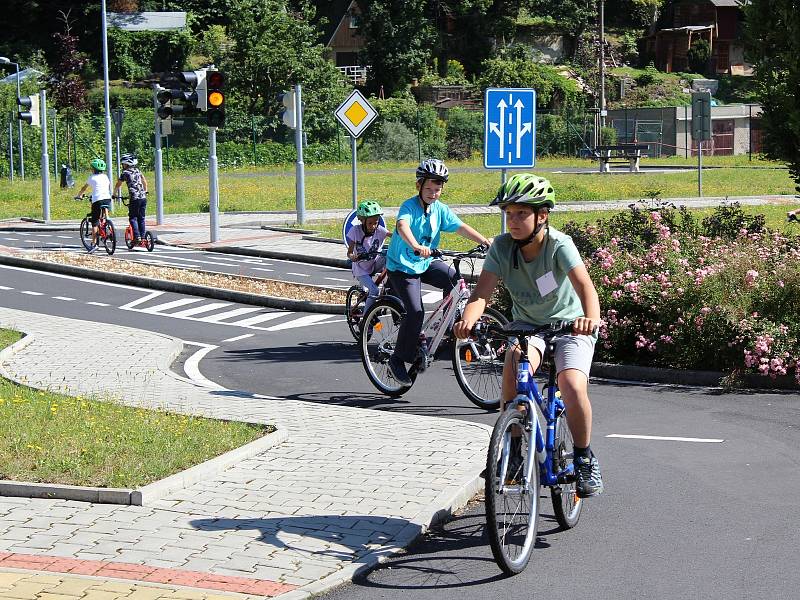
xmin=18 ymin=94 xmax=40 ymax=127
xmin=156 ymin=85 xmax=189 ymax=136
xmin=206 ymin=70 xmax=225 ymax=128
xmin=179 ymin=69 xmax=207 ymax=111
xmin=279 ymin=90 xmax=296 ymax=129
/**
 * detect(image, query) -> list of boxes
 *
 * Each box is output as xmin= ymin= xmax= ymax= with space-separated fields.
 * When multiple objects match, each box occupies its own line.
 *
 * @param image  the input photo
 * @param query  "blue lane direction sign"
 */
xmin=484 ymin=88 xmax=536 ymax=169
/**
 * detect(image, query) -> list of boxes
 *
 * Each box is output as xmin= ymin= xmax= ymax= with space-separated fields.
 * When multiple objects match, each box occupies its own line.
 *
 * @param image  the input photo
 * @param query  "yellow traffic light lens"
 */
xmin=208 ymin=91 xmax=224 ymax=107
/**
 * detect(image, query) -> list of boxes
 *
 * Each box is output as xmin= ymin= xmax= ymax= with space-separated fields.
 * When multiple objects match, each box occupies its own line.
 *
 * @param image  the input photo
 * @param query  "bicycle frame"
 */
xmin=501 ymin=342 xmax=574 ymax=492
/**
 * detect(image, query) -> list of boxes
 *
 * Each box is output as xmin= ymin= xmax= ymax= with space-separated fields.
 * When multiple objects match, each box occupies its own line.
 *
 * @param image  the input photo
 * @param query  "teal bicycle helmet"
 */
xmin=357 ymin=200 xmax=383 ymax=218
xmin=491 ymin=173 xmax=555 ymax=209
xmin=90 ymin=157 xmax=107 ymax=172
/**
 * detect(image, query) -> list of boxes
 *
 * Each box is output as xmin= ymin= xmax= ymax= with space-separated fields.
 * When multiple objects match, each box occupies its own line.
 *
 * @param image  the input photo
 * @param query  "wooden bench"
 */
xmin=594 ymin=143 xmax=649 ymax=173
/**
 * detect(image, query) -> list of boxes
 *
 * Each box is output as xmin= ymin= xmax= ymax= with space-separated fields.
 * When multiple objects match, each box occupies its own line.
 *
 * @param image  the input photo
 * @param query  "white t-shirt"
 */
xmin=87 ymin=173 xmax=112 ymax=202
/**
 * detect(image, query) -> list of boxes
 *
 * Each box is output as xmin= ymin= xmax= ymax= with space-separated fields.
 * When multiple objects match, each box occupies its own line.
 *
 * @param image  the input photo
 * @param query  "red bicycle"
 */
xmin=76 ymin=195 xmax=116 ymax=255
xmin=115 ymin=195 xmax=155 ymax=252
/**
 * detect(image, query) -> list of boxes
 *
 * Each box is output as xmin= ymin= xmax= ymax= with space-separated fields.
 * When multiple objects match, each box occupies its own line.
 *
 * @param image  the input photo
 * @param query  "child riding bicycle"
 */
xmin=385 ymin=158 xmax=492 ymax=386
xmin=453 ymin=173 xmax=604 ymax=498
xmin=113 ymin=153 xmax=148 ymax=244
xmin=74 ymin=158 xmax=112 ymax=253
xmin=346 ymin=200 xmax=390 ymax=316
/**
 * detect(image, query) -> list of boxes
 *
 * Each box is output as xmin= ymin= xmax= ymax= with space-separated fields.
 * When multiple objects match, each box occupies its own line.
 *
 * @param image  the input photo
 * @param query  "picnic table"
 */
xmin=594 ymin=143 xmax=649 ymax=173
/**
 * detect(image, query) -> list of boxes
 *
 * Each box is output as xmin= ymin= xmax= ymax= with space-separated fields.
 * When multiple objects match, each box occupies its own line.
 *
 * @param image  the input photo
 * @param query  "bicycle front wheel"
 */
xmin=359 ymin=299 xmax=414 ymax=397
xmin=452 ymin=306 xmax=508 ymax=410
xmin=124 ymin=226 xmax=134 ymax=250
xmin=551 ymin=408 xmax=582 ymax=529
xmin=103 ymin=220 xmax=116 ymax=255
xmin=345 ymin=285 xmax=366 ymax=341
xmin=79 ymin=218 xmax=93 ymax=251
xmin=486 ymin=408 xmax=540 ymax=575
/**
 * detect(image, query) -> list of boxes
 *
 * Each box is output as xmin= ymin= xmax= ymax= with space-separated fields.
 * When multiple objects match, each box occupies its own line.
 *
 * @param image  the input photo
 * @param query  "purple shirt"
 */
xmin=347 ymin=224 xmax=389 ymax=277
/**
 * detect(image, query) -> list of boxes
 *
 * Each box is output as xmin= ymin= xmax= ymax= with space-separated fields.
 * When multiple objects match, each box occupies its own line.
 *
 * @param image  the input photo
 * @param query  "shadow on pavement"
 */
xmin=219 ymin=340 xmax=359 ymax=365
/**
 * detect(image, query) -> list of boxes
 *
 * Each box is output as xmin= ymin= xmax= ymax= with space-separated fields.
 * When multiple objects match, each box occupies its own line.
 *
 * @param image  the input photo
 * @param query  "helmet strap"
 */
xmin=511 ymin=220 xmax=548 ymax=269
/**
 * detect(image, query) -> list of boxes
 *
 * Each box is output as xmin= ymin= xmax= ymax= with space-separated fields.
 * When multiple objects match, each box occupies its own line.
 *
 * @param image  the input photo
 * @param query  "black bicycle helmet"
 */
xmin=415 ymin=158 xmax=449 ymax=183
xmin=490 ymin=173 xmax=555 ymax=209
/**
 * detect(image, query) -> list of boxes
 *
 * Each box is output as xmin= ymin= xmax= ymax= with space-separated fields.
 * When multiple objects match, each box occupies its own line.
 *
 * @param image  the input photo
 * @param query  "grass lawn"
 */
xmin=0 ymin=156 xmax=795 ymax=221
xmin=0 ymin=329 xmax=268 ymax=488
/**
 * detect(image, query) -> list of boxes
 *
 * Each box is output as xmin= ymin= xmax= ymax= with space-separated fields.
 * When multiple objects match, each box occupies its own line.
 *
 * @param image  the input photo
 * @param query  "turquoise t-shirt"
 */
xmin=483 ymin=228 xmax=585 ymax=326
xmin=386 ymin=196 xmax=463 ymax=275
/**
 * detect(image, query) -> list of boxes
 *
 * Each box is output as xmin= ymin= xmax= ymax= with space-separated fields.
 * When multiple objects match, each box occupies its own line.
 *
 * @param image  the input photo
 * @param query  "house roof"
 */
xmin=0 ymin=68 xmax=43 ymax=85
xmin=709 ymin=0 xmax=744 ymax=6
xmin=659 ymin=25 xmax=714 ymax=32
xmin=107 ymin=12 xmax=187 ymax=31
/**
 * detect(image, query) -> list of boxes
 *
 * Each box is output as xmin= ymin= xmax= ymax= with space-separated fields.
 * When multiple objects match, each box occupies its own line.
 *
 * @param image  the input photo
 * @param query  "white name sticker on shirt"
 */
xmin=536 ymin=271 xmax=558 ymax=297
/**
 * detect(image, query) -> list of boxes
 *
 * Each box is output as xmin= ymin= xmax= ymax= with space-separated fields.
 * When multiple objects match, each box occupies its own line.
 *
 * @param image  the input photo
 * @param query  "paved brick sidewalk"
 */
xmin=0 ymin=307 xmax=490 ymax=599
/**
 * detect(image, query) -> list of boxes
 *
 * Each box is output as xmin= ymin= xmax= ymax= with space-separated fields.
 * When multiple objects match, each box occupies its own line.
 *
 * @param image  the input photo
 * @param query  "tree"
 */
xmin=48 ymin=11 xmax=89 ymax=116
xmin=223 ymin=0 xmax=347 ymax=140
xmin=523 ymin=0 xmax=596 ymax=56
xmin=744 ymin=0 xmax=800 ymax=192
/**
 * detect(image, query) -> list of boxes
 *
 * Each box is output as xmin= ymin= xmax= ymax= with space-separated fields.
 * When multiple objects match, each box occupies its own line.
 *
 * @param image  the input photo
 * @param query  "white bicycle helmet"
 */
xmin=121 ymin=153 xmax=138 ymax=167
xmin=415 ymin=158 xmax=449 ymax=183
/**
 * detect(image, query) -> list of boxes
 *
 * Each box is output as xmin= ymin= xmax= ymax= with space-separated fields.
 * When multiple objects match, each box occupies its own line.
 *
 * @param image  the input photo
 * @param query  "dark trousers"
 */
xmin=388 ymin=260 xmax=457 ymax=363
xmin=128 ymin=198 xmax=147 ymax=238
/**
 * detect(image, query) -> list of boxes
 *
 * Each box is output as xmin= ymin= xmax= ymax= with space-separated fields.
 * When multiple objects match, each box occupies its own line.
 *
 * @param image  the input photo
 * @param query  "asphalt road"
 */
xmin=0 ymin=230 xmax=355 ymax=289
xmin=2 ymin=265 xmax=798 ymax=599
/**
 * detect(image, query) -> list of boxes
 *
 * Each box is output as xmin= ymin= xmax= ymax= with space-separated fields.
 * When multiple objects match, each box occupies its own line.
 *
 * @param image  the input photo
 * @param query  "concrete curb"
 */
xmin=0 ymin=252 xmax=343 ymax=315
xmin=207 ymin=245 xmax=350 ymax=269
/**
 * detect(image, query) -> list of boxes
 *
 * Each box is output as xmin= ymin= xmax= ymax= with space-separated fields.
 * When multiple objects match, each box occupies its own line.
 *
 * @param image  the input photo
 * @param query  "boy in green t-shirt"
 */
xmin=453 ymin=173 xmax=603 ymax=498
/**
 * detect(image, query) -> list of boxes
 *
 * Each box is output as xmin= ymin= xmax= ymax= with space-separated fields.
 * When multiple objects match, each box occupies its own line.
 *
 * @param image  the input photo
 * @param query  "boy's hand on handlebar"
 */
xmin=572 ymin=317 xmax=599 ymax=336
xmin=414 ymin=245 xmax=432 ymax=258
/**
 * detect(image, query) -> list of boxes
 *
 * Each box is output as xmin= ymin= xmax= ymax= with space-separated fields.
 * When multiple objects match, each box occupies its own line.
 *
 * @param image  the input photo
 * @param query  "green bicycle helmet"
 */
xmin=490 ymin=173 xmax=555 ymax=209
xmin=90 ymin=157 xmax=107 ymax=172
xmin=357 ymin=199 xmax=383 ymax=218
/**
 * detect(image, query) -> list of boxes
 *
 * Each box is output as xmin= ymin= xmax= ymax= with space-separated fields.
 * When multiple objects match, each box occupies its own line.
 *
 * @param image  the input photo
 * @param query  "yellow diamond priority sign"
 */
xmin=335 ymin=89 xmax=378 ymax=138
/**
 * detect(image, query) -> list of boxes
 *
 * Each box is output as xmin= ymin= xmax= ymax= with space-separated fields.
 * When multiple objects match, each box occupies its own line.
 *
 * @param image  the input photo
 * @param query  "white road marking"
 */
xmin=0 ymin=285 xmax=13 ymax=290
xmin=266 ymin=314 xmax=338 ymax=331
xmin=325 ymin=277 xmax=350 ymax=283
xmin=3 ymin=237 xmax=19 ymax=241
xmin=197 ymin=307 xmax=262 ymax=323
xmin=56 ymin=236 xmax=72 ymax=239
xmin=226 ymin=311 xmax=287 ymax=327
xmin=137 ymin=298 xmax=205 ymax=314
xmin=252 ymin=267 xmax=274 ymax=273
xmin=221 ymin=333 xmax=254 ymax=343
xmin=20 ymin=291 xmax=44 ymax=296
xmin=183 ymin=342 xmax=225 ymax=390
xmin=606 ymin=434 xmax=724 ymax=443
xmin=52 ymin=296 xmax=75 ymax=301
xmin=168 ymin=302 xmax=232 ymax=318
xmin=119 ymin=290 xmax=164 ymax=310
xmin=286 ymin=272 xmax=310 ymax=277
xmin=0 ymin=264 xmax=155 ymax=292
xmin=422 ymin=290 xmax=443 ymax=304
xmin=86 ymin=301 xmax=110 ymax=307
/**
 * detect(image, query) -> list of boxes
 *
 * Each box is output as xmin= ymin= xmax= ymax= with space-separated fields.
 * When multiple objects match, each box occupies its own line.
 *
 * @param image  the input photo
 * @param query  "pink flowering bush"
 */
xmin=562 ymin=202 xmax=800 ymax=384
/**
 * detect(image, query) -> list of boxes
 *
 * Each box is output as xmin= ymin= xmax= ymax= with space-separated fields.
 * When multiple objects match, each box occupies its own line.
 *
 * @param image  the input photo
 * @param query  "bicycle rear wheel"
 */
xmin=551 ymin=408 xmax=582 ymax=529
xmin=452 ymin=306 xmax=508 ymax=410
xmin=79 ymin=218 xmax=93 ymax=251
xmin=486 ymin=408 xmax=540 ymax=575
xmin=144 ymin=231 xmax=155 ymax=252
xmin=345 ymin=285 xmax=366 ymax=340
xmin=103 ymin=220 xmax=116 ymax=255
xmin=359 ymin=299 xmax=414 ymax=397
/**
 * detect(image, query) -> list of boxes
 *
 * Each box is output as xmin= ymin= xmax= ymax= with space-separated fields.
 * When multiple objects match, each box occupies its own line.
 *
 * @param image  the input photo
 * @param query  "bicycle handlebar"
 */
xmin=414 ymin=244 xmax=488 ymax=258
xmin=475 ymin=320 xmax=579 ymax=341
xmin=354 ymin=249 xmax=385 ymax=262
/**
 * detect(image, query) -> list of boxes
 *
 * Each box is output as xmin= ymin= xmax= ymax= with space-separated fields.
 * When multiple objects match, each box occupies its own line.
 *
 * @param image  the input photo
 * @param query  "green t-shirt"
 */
xmin=483 ymin=227 xmax=585 ymax=326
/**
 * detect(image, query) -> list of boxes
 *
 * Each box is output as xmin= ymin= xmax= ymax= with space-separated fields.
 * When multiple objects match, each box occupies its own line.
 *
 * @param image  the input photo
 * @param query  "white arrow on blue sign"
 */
xmin=483 ymin=88 xmax=536 ymax=169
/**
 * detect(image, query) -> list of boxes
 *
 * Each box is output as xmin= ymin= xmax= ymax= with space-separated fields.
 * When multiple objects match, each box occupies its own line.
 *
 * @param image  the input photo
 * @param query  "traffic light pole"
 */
xmin=698 ymin=140 xmax=703 ymax=198
xmin=209 ymin=127 xmax=220 ymax=242
xmin=153 ymin=85 xmax=164 ymax=225
xmin=40 ymin=90 xmax=50 ymax=222
xmin=294 ymin=84 xmax=305 ymax=225
xmin=7 ymin=118 xmax=13 ymax=182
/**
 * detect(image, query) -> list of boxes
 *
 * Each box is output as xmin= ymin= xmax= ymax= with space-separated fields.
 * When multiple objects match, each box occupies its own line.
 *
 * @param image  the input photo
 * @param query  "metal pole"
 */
xmin=100 ymin=0 xmax=114 ymax=195
xmin=8 ymin=117 xmax=14 ymax=182
xmin=209 ymin=127 xmax=220 ymax=242
xmin=15 ymin=63 xmax=24 ymax=179
xmin=153 ymin=85 xmax=164 ymax=225
xmin=350 ymin=135 xmax=358 ymax=210
xmin=599 ymin=0 xmax=606 ymax=129
xmin=114 ymin=110 xmax=121 ymax=180
xmin=684 ymin=105 xmax=689 ymax=159
xmin=698 ymin=140 xmax=703 ymax=197
xmin=294 ymin=84 xmax=306 ymax=225
xmin=251 ymin=114 xmax=257 ymax=166
xmin=52 ymin=109 xmax=58 ymax=178
xmin=748 ymin=104 xmax=752 ymax=161
xmin=500 ymin=169 xmax=507 ymax=234
xmin=40 ymin=90 xmax=50 ymax=222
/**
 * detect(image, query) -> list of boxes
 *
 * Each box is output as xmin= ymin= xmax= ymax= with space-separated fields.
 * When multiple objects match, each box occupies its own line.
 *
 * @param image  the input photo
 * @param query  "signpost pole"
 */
xmin=209 ymin=126 xmax=220 ymax=242
xmin=153 ymin=85 xmax=164 ymax=225
xmin=698 ymin=140 xmax=703 ymax=197
xmin=351 ymin=135 xmax=357 ymax=210
xmin=500 ymin=168 xmax=507 ymax=234
xmin=40 ymin=90 xmax=50 ymax=222
xmin=295 ymin=84 xmax=305 ymax=225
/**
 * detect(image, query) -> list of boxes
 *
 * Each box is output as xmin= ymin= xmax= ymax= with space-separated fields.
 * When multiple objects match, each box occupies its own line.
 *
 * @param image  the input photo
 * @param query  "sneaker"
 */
xmin=574 ymin=454 xmax=604 ymax=498
xmin=388 ymin=354 xmax=412 ymax=386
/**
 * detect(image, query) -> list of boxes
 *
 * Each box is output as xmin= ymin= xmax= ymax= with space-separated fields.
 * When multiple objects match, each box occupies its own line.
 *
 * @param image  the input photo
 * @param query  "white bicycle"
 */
xmin=358 ymin=245 xmax=508 ymax=409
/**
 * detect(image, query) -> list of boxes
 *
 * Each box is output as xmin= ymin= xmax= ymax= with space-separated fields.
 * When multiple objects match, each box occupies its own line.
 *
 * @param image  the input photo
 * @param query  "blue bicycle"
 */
xmin=481 ymin=320 xmax=583 ymax=575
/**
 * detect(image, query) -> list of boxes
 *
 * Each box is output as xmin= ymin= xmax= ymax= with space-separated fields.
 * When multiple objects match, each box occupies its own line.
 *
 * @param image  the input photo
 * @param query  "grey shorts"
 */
xmin=507 ymin=320 xmax=596 ymax=379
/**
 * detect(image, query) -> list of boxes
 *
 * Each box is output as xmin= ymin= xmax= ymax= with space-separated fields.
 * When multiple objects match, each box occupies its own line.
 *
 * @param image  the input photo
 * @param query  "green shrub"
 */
xmin=445 ymin=107 xmax=483 ymax=160
xmin=687 ymin=39 xmax=711 ymax=74
xmin=362 ymin=120 xmax=419 ymax=162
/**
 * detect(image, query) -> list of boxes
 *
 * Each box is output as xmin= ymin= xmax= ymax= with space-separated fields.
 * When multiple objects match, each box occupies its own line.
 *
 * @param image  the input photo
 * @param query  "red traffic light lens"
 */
xmin=207 ymin=72 xmax=225 ymax=88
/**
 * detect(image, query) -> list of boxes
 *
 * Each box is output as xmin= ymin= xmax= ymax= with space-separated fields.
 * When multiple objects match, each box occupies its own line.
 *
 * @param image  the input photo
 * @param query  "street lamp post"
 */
xmin=0 ymin=57 xmax=24 ymax=179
